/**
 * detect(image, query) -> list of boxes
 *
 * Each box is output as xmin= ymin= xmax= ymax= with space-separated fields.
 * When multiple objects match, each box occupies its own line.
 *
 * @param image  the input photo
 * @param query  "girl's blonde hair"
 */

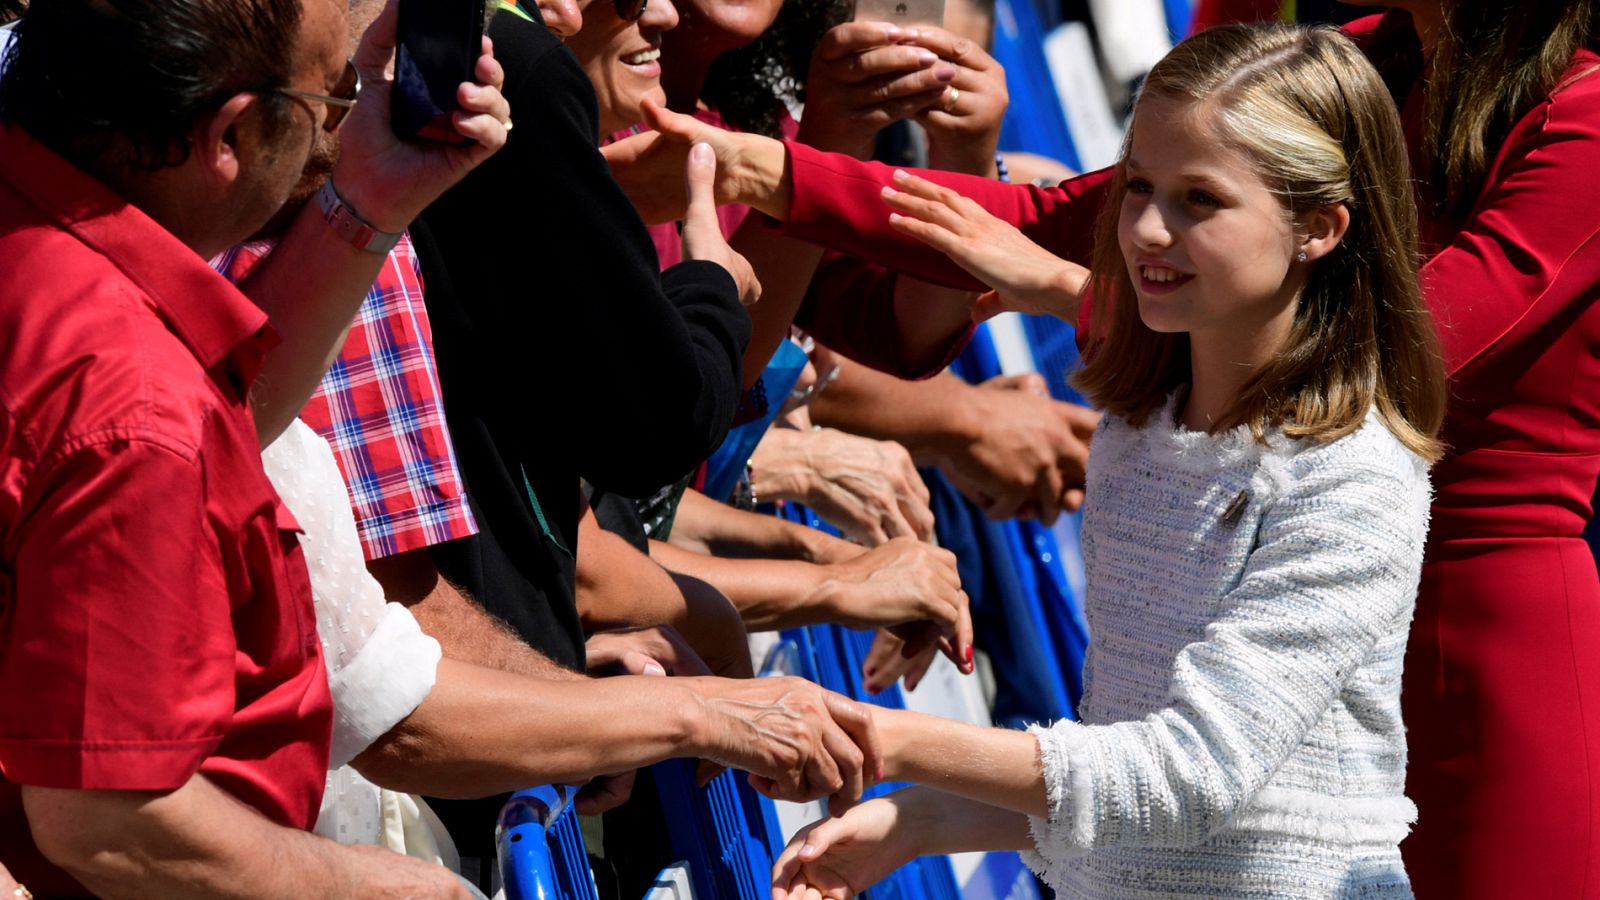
xmin=1072 ymin=22 xmax=1447 ymax=461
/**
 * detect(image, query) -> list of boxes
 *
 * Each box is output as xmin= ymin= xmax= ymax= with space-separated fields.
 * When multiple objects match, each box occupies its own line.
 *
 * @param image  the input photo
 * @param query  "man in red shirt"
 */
xmin=0 ymin=0 xmax=506 ymax=896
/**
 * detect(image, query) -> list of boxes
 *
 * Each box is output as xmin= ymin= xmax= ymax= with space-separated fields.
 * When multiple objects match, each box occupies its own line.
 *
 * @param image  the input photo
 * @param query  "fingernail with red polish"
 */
xmin=965 ymin=645 xmax=975 ymax=666
xmin=875 ymin=767 xmax=885 ymax=781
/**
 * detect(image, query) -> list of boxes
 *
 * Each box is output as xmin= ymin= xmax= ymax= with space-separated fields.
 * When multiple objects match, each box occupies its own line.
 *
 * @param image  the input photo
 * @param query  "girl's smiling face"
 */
xmin=1117 ymin=95 xmax=1305 ymax=352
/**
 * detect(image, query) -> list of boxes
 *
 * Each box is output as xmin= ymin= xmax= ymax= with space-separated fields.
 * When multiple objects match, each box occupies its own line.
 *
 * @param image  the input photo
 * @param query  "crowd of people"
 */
xmin=0 ymin=0 xmax=1596 ymax=897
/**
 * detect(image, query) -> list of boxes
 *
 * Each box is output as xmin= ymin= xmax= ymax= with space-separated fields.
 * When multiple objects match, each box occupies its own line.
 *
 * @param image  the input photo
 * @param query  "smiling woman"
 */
xmin=567 ymin=0 xmax=680 ymax=135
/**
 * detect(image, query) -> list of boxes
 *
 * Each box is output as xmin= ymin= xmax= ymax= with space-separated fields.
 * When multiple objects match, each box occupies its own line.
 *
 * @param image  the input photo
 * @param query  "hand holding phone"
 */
xmin=393 ymin=0 xmax=489 ymax=144
xmin=853 ymin=0 xmax=945 ymax=28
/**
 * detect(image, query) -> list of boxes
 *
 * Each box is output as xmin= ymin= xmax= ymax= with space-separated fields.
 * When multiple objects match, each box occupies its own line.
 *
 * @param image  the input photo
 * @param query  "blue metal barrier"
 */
xmin=498 ymin=785 xmax=599 ymax=900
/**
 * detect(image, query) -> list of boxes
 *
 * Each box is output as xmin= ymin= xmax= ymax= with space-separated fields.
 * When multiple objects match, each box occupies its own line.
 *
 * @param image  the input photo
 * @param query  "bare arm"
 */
xmin=769 ymin=786 xmax=1032 ymax=900
xmin=650 ymin=537 xmax=973 ymax=669
xmin=576 ymin=508 xmax=754 ymax=678
xmin=736 ymin=222 xmax=827 ymax=390
xmin=353 ymin=664 xmax=884 ymax=809
xmin=245 ymin=5 xmax=510 ymax=446
xmin=811 ymin=368 xmax=1098 ymax=523
xmin=367 ymin=548 xmax=581 ymax=681
xmin=876 ymin=707 xmax=1047 ymax=818
xmin=22 ymin=779 xmax=466 ymax=900
xmin=670 ymin=488 xmax=862 ymax=563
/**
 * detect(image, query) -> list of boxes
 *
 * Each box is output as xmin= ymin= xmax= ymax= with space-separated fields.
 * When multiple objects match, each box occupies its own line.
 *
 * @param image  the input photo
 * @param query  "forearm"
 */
xmin=736 ymin=224 xmax=826 ymax=390
xmin=670 ymin=488 xmax=858 ymax=563
xmin=876 ymin=708 xmax=1047 ymax=818
xmin=369 ymin=550 xmax=581 ymax=681
xmin=241 ymin=200 xmax=386 ymax=448
xmin=896 ymin=787 xmax=1034 ymax=856
xmin=577 ymin=513 xmax=752 ymax=676
xmin=650 ymin=540 xmax=845 ymax=631
xmin=22 ymin=779 xmax=361 ymax=900
xmin=809 ymin=369 xmax=976 ymax=464
xmin=889 ymin=276 xmax=977 ymax=373
xmin=352 ymin=659 xmax=704 ymax=798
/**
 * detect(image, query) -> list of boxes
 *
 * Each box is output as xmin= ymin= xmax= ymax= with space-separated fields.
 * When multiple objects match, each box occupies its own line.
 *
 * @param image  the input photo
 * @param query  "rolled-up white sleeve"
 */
xmin=263 ymin=420 xmax=442 ymax=769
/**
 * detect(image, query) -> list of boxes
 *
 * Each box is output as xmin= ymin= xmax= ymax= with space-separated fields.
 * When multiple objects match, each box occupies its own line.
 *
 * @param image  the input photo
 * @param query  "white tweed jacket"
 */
xmin=1025 ymin=399 xmax=1432 ymax=898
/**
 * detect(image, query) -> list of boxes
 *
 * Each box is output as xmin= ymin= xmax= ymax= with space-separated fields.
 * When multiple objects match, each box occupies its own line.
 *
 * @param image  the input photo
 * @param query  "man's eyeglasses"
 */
xmin=615 ymin=0 xmax=648 ymax=21
xmin=278 ymin=59 xmax=361 ymax=133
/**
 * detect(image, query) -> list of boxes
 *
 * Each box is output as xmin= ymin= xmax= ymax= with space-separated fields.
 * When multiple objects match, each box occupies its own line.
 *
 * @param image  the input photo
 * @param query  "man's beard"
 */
xmin=251 ymin=129 xmax=340 ymax=241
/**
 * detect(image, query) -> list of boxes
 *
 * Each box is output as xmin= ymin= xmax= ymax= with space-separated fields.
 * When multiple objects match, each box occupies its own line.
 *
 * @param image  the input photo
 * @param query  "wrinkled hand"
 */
xmin=693 ymin=677 xmax=882 ymax=816
xmin=602 ymin=98 xmax=750 ymax=224
xmin=819 ymin=538 xmax=973 ymax=674
xmin=342 ymin=843 xmax=472 ymax=899
xmin=899 ymin=26 xmax=1009 ymax=177
xmin=880 ymin=169 xmax=1090 ymax=324
xmin=771 ymin=796 xmax=918 ymax=900
xmin=332 ymin=0 xmax=511 ymax=232
xmin=938 ymin=373 xmax=1099 ymax=523
xmin=751 ymin=428 xmax=935 ymax=545
xmin=586 ymin=624 xmax=714 ymax=678
xmin=861 ymin=627 xmax=940 ymax=694
xmin=682 ymin=143 xmax=761 ymax=305
xmin=797 ymin=22 xmax=956 ymax=159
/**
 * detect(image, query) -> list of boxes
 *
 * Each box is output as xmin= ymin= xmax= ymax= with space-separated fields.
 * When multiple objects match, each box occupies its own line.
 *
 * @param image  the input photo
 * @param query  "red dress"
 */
xmin=773 ymin=27 xmax=1600 ymax=896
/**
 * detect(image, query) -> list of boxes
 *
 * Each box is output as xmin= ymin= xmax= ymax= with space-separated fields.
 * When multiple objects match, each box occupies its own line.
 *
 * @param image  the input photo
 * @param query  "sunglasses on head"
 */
xmin=277 ymin=59 xmax=361 ymax=133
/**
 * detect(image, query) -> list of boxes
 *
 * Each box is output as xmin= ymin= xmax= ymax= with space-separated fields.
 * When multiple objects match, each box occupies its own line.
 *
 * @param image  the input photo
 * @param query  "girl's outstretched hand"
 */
xmin=880 ymin=169 xmax=1089 ymax=324
xmin=772 ymin=796 xmax=919 ymax=900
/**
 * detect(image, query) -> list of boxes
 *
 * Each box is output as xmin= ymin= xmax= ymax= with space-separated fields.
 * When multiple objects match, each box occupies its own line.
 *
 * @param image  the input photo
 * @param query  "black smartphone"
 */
xmin=393 ymin=0 xmax=488 ymax=144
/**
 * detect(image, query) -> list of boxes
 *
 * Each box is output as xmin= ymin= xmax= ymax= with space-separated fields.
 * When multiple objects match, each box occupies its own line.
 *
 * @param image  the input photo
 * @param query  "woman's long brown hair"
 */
xmin=1072 ymin=23 xmax=1448 ymax=462
xmin=1429 ymin=2 xmax=1597 ymax=216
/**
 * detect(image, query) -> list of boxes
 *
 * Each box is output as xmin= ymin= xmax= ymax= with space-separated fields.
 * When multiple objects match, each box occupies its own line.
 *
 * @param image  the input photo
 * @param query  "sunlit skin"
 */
xmin=1116 ymin=95 xmax=1343 ymax=430
xmin=569 ymin=0 xmax=681 ymax=134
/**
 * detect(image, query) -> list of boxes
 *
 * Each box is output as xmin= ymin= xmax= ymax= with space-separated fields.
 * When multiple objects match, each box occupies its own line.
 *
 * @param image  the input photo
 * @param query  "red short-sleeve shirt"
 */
xmin=0 ymin=125 xmax=333 ymax=895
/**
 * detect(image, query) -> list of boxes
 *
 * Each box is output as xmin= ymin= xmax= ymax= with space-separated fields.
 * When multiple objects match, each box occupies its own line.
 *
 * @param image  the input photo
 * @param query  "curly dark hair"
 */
xmin=700 ymin=0 xmax=852 ymax=137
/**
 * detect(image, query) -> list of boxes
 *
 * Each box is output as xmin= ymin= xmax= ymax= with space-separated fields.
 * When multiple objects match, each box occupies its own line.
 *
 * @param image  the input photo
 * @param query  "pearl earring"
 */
xmin=1296 ymin=250 xmax=1309 ymax=262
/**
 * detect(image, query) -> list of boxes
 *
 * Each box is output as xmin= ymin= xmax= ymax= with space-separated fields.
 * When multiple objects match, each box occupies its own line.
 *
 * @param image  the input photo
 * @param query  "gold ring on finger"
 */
xmin=15 ymin=885 xmax=34 ymax=900
xmin=941 ymin=86 xmax=961 ymax=113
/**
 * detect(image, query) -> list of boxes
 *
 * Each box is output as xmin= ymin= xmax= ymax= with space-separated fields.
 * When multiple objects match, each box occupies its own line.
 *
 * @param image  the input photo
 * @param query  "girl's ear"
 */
xmin=1297 ymin=201 xmax=1351 ymax=263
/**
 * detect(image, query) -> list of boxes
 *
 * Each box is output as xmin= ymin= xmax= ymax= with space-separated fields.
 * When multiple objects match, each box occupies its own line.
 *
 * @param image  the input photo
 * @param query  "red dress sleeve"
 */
xmin=778 ymin=141 xmax=1115 ymax=289
xmin=1420 ymin=60 xmax=1600 ymax=377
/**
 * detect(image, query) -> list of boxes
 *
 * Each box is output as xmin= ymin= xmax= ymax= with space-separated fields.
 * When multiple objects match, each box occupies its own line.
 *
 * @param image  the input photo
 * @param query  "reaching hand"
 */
xmin=819 ymin=538 xmax=973 ymax=674
xmin=682 ymin=142 xmax=761 ymax=305
xmin=899 ymin=27 xmax=1009 ymax=177
xmin=586 ymin=624 xmax=715 ymax=678
xmin=750 ymin=428 xmax=935 ymax=545
xmin=937 ymin=373 xmax=1100 ymax=523
xmin=771 ymin=796 xmax=920 ymax=900
xmin=797 ymin=22 xmax=956 ymax=159
xmin=880 ymin=169 xmax=1090 ymax=325
xmin=330 ymin=0 xmax=511 ymax=232
xmin=693 ymin=677 xmax=883 ymax=816
xmin=602 ymin=98 xmax=749 ymax=224
xmin=861 ymin=627 xmax=940 ymax=694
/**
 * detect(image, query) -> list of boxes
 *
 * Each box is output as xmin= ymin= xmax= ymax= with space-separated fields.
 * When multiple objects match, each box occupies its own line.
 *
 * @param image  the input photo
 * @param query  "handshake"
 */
xmin=682 ymin=675 xmax=882 ymax=813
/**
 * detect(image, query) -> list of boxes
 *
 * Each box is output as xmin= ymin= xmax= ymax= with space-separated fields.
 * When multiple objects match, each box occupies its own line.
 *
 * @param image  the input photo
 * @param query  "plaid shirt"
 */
xmin=216 ymin=234 xmax=478 ymax=560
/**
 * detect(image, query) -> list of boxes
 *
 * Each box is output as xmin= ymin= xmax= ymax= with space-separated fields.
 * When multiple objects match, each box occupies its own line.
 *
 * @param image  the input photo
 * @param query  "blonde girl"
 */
xmin=738 ymin=22 xmax=1449 ymax=898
